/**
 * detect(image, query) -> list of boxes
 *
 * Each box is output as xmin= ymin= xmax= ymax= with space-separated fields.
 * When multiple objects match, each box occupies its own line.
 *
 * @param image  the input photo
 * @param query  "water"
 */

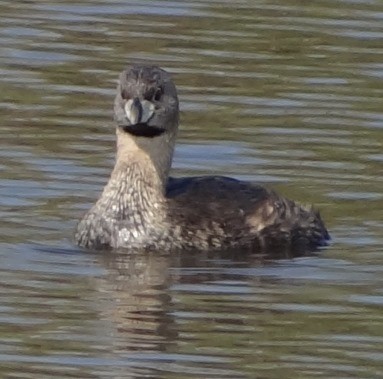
xmin=1 ymin=0 xmax=383 ymax=377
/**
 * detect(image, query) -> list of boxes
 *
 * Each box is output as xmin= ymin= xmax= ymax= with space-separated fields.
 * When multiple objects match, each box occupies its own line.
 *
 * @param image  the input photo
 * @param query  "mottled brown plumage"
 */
xmin=75 ymin=65 xmax=329 ymax=255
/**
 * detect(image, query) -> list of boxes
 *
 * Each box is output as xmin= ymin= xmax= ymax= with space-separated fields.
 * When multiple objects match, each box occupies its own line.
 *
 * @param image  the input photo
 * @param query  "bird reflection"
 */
xmin=92 ymin=249 xmax=302 ymax=379
xmin=97 ymin=251 xmax=176 ymax=356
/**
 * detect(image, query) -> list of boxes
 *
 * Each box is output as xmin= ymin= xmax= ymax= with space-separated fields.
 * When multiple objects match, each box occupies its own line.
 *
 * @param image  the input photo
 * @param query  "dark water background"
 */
xmin=1 ymin=1 xmax=383 ymax=378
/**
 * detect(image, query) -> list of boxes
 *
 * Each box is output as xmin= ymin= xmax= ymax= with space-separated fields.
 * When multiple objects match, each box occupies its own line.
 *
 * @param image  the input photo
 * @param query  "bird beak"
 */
xmin=124 ymin=97 xmax=155 ymax=125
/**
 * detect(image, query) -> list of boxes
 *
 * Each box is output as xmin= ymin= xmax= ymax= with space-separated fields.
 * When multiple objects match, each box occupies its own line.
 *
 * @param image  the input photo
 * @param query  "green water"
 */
xmin=1 ymin=0 xmax=383 ymax=378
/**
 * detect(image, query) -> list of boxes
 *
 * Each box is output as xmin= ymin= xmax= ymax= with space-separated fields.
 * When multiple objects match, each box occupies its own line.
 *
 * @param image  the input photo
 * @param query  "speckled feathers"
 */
xmin=75 ymin=65 xmax=330 ymax=255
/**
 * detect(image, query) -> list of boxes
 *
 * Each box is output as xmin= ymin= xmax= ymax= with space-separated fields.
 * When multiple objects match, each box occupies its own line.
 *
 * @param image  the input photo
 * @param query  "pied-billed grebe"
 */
xmin=75 ymin=65 xmax=329 ymax=254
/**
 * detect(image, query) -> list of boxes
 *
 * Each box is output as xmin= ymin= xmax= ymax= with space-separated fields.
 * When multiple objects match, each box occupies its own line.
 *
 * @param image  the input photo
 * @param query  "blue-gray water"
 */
xmin=1 ymin=1 xmax=383 ymax=378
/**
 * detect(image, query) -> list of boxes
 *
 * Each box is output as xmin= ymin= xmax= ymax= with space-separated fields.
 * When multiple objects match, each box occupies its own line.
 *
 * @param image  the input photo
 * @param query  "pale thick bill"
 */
xmin=124 ymin=98 xmax=155 ymax=125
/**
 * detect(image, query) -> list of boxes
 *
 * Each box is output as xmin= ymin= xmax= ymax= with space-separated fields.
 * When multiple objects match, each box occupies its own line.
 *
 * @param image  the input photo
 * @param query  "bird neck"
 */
xmin=93 ymin=152 xmax=163 ymax=229
xmin=115 ymin=128 xmax=175 ymax=190
xmin=93 ymin=128 xmax=177 ymax=226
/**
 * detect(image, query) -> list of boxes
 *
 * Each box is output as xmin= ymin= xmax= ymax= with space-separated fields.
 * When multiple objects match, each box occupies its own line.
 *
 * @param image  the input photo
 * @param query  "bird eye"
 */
xmin=121 ymin=89 xmax=130 ymax=100
xmin=153 ymin=87 xmax=162 ymax=102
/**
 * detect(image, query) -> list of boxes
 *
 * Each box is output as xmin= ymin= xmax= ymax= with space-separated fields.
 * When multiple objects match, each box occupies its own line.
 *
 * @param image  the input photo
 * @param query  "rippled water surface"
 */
xmin=1 ymin=0 xmax=383 ymax=378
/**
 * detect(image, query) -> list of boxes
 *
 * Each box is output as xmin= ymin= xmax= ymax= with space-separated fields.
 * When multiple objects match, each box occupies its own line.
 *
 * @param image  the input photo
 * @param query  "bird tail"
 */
xmin=258 ymin=197 xmax=330 ymax=257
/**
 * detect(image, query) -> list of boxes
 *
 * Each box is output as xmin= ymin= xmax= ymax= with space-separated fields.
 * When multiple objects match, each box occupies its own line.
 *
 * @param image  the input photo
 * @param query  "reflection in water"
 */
xmin=1 ymin=0 xmax=383 ymax=377
xmin=99 ymin=252 xmax=174 ymax=355
xmin=96 ymin=251 xmax=246 ymax=378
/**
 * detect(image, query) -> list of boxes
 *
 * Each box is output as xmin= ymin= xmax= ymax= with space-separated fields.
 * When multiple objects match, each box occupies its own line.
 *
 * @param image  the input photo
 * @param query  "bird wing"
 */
xmin=165 ymin=176 xmax=329 ymax=253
